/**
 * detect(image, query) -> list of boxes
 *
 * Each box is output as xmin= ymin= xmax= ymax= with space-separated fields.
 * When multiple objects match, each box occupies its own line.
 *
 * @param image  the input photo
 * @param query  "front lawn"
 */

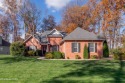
xmin=0 ymin=55 xmax=125 ymax=83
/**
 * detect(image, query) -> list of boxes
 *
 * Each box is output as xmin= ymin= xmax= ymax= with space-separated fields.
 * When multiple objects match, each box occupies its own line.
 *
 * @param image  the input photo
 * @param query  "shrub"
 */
xmin=67 ymin=57 xmax=70 ymax=59
xmin=35 ymin=50 xmax=42 ymax=56
xmin=84 ymin=44 xmax=89 ymax=59
xmin=61 ymin=52 xmax=65 ymax=59
xmin=52 ymin=51 xmax=63 ymax=59
xmin=75 ymin=55 xmax=81 ymax=59
xmin=112 ymin=49 xmax=125 ymax=60
xmin=45 ymin=52 xmax=53 ymax=59
xmin=91 ymin=55 xmax=98 ymax=59
xmin=27 ymin=50 xmax=36 ymax=56
xmin=10 ymin=41 xmax=25 ymax=56
xmin=103 ymin=41 xmax=109 ymax=57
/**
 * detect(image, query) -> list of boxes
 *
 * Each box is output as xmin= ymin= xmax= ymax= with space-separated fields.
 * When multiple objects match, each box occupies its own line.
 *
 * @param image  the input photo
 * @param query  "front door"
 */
xmin=42 ymin=46 xmax=47 ymax=55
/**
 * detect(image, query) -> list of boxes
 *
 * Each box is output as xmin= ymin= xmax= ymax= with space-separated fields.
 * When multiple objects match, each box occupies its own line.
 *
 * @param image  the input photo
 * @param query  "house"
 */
xmin=0 ymin=36 xmax=10 ymax=55
xmin=24 ymin=27 xmax=105 ymax=59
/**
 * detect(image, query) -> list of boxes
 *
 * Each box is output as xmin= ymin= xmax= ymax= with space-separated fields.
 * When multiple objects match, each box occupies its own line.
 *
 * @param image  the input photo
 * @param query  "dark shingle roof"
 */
xmin=63 ymin=27 xmax=105 ymax=41
xmin=42 ymin=31 xmax=51 ymax=36
xmin=0 ymin=37 xmax=10 ymax=46
xmin=34 ymin=29 xmax=67 ymax=44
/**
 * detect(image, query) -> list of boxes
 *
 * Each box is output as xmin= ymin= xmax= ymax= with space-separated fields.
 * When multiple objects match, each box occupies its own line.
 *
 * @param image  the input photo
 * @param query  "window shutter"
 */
xmin=72 ymin=43 xmax=74 ymax=52
xmin=88 ymin=43 xmax=90 ymax=52
xmin=95 ymin=43 xmax=97 ymax=52
xmin=78 ymin=43 xmax=80 ymax=52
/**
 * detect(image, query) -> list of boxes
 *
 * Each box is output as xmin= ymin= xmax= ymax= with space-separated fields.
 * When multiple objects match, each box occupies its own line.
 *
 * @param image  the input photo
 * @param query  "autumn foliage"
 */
xmin=61 ymin=0 xmax=125 ymax=49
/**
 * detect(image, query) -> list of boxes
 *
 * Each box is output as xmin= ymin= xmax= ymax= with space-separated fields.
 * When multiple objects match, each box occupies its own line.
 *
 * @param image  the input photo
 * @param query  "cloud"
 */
xmin=45 ymin=0 xmax=71 ymax=10
xmin=0 ymin=0 xmax=3 ymax=8
xmin=52 ymin=10 xmax=56 ymax=13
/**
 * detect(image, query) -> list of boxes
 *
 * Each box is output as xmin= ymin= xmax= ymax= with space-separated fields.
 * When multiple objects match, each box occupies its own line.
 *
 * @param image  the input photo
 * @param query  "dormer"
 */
xmin=47 ymin=29 xmax=64 ymax=38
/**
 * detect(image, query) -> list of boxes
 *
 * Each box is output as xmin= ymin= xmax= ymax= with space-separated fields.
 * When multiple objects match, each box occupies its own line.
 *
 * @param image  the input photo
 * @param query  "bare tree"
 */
xmin=20 ymin=0 xmax=42 ymax=39
xmin=3 ymin=0 xmax=24 ymax=42
xmin=0 ymin=15 xmax=11 ymax=41
xmin=41 ymin=15 xmax=56 ymax=31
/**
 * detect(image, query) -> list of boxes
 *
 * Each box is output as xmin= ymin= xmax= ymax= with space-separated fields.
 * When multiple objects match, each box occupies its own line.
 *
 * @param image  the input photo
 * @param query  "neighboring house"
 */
xmin=0 ymin=36 xmax=10 ymax=55
xmin=24 ymin=27 xmax=105 ymax=59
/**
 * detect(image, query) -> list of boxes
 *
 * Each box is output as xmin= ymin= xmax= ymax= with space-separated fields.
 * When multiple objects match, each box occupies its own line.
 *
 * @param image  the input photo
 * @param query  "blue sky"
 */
xmin=30 ymin=0 xmax=87 ymax=24
xmin=0 ymin=0 xmax=88 ymax=24
xmin=30 ymin=0 xmax=68 ymax=24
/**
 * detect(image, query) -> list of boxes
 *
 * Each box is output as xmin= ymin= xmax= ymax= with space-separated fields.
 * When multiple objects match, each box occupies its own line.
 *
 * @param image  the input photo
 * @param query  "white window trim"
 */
xmin=72 ymin=42 xmax=79 ymax=53
xmin=89 ymin=43 xmax=95 ymax=52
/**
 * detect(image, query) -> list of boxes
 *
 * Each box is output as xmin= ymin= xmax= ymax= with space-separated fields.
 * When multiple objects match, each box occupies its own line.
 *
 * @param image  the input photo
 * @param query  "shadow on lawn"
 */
xmin=42 ymin=60 xmax=125 ymax=83
xmin=0 ymin=56 xmax=39 ymax=64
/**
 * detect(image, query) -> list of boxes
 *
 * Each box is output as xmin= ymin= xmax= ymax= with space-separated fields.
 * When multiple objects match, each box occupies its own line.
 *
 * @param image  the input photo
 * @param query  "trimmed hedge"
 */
xmin=45 ymin=51 xmax=64 ymax=59
xmin=27 ymin=50 xmax=36 ymax=56
xmin=45 ymin=52 xmax=53 ymax=59
xmin=52 ymin=51 xmax=64 ymax=59
xmin=10 ymin=41 xmax=25 ymax=56
xmin=84 ymin=44 xmax=89 ymax=59
xmin=103 ymin=41 xmax=109 ymax=57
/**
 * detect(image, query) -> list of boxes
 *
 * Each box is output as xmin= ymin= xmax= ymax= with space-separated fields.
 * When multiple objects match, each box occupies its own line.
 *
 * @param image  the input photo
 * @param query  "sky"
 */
xmin=0 ymin=0 xmax=88 ymax=24
xmin=30 ymin=0 xmax=73 ymax=24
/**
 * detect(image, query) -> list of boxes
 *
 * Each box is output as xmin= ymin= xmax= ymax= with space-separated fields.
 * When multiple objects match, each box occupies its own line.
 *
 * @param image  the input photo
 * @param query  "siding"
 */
xmin=0 ymin=46 xmax=10 ymax=54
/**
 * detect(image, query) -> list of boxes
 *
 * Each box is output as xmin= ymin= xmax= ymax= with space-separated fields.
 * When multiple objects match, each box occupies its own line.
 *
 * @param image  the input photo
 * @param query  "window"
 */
xmin=51 ymin=45 xmax=59 ymax=51
xmin=0 ymin=47 xmax=3 ymax=51
xmin=72 ymin=42 xmax=80 ymax=53
xmin=88 ymin=43 xmax=97 ymax=52
xmin=29 ymin=46 xmax=36 ymax=51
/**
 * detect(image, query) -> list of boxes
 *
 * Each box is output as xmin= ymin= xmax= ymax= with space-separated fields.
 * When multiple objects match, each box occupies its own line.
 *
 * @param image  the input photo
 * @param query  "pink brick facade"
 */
xmin=25 ymin=37 xmax=42 ymax=50
xmin=48 ymin=37 xmax=63 ymax=45
xmin=24 ymin=28 xmax=104 ymax=59
xmin=60 ymin=40 xmax=103 ymax=59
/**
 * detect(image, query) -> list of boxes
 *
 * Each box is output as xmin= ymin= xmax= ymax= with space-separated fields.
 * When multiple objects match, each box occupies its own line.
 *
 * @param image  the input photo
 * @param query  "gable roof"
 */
xmin=0 ymin=36 xmax=10 ymax=46
xmin=63 ymin=27 xmax=105 ymax=41
xmin=24 ymin=28 xmax=67 ymax=44
xmin=2 ymin=39 xmax=11 ymax=46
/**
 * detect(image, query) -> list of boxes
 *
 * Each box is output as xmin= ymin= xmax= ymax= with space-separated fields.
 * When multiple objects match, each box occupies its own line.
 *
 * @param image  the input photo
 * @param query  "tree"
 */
xmin=3 ymin=0 xmax=24 ymax=42
xmin=20 ymin=0 xmax=42 ymax=37
xmin=42 ymin=15 xmax=56 ymax=31
xmin=0 ymin=15 xmax=11 ymax=41
xmin=61 ymin=0 xmax=125 ymax=49
xmin=103 ymin=41 xmax=109 ymax=57
xmin=10 ymin=41 xmax=26 ymax=56
xmin=66 ymin=23 xmax=77 ymax=33
xmin=84 ymin=44 xmax=89 ymax=59
xmin=61 ymin=0 xmax=101 ymax=33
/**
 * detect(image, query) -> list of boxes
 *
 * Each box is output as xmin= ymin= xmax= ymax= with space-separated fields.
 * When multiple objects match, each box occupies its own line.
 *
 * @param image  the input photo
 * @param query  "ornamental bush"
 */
xmin=112 ymin=48 xmax=125 ymax=60
xmin=10 ymin=41 xmax=26 ymax=56
xmin=52 ymin=51 xmax=63 ymax=59
xmin=84 ymin=44 xmax=89 ymax=59
xmin=91 ymin=55 xmax=98 ymax=59
xmin=75 ymin=55 xmax=81 ymax=59
xmin=45 ymin=52 xmax=53 ymax=59
xmin=27 ymin=50 xmax=36 ymax=56
xmin=103 ymin=41 xmax=109 ymax=57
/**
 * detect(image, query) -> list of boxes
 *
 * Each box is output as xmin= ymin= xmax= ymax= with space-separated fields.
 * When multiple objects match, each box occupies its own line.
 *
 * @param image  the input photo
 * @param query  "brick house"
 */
xmin=24 ymin=27 xmax=105 ymax=59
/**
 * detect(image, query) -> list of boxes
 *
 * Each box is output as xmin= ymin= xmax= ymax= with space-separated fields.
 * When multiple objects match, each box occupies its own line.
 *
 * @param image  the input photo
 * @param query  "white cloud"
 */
xmin=45 ymin=0 xmax=71 ymax=10
xmin=0 ymin=0 xmax=3 ymax=8
xmin=52 ymin=10 xmax=56 ymax=13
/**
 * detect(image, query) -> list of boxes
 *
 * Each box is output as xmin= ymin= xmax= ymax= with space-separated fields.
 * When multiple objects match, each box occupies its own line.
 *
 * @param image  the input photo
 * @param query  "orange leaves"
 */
xmin=61 ymin=0 xmax=124 ymax=34
xmin=66 ymin=23 xmax=77 ymax=33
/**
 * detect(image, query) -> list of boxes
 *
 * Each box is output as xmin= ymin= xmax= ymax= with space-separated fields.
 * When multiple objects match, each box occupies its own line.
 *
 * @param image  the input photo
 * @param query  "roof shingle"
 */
xmin=63 ymin=27 xmax=105 ymax=41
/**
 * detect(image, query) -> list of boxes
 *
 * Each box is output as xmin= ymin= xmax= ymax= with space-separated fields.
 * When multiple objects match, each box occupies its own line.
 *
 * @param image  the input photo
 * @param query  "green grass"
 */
xmin=0 ymin=55 xmax=125 ymax=83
